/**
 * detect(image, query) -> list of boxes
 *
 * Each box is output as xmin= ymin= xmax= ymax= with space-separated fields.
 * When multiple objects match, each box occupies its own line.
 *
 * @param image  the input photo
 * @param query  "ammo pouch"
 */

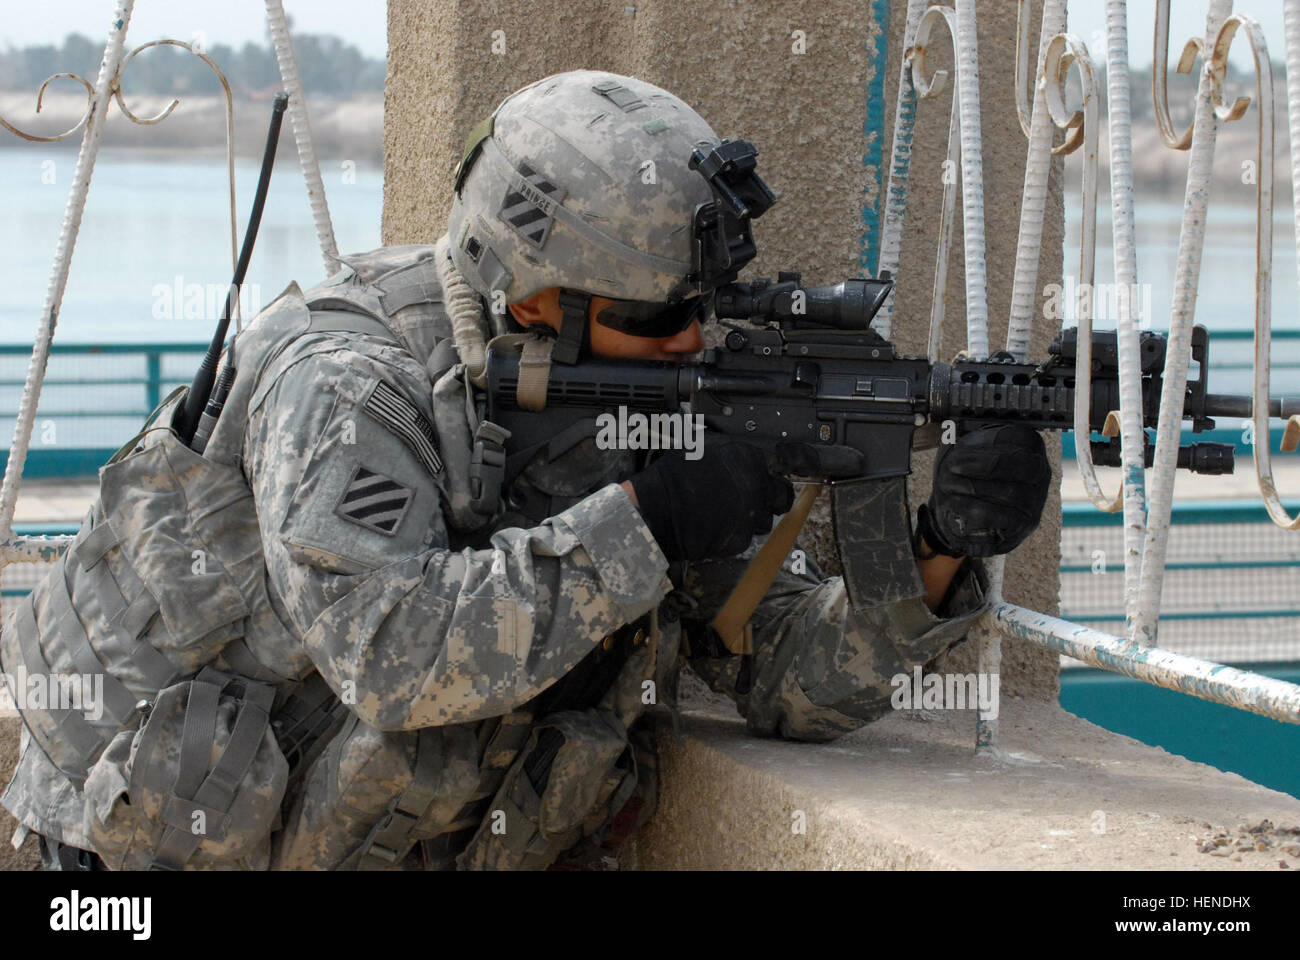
xmin=83 ymin=667 xmax=287 ymax=871
xmin=456 ymin=707 xmax=637 ymax=871
xmin=0 ymin=388 xmax=303 ymax=853
xmin=0 ymin=412 xmax=270 ymax=785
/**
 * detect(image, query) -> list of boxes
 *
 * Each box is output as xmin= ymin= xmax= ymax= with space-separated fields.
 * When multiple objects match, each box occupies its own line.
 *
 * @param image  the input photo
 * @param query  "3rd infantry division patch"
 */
xmin=334 ymin=465 xmax=414 ymax=536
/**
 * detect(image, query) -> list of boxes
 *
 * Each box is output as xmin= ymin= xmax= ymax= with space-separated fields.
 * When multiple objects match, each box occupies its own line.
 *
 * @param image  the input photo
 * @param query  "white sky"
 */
xmin=0 ymin=3 xmax=1288 ymax=75
xmin=0 ymin=0 xmax=388 ymax=59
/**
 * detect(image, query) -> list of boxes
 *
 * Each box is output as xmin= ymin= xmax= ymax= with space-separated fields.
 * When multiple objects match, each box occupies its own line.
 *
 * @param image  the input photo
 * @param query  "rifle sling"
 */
xmin=710 ymin=482 xmax=822 ymax=655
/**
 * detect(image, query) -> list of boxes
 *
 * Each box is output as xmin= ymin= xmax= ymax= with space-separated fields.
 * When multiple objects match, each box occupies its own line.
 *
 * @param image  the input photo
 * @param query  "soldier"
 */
xmin=1 ymin=69 xmax=1049 ymax=871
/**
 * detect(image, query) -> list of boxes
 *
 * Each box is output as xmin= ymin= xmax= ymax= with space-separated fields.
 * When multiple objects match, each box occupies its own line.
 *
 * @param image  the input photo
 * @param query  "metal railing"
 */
xmin=3 ymin=1 xmax=1300 ymax=759
xmin=1061 ymin=499 xmax=1300 ymax=665
xmin=0 ymin=342 xmax=205 ymax=477
xmin=0 ymin=0 xmax=337 ymax=573
xmin=878 ymin=0 xmax=1300 ymax=746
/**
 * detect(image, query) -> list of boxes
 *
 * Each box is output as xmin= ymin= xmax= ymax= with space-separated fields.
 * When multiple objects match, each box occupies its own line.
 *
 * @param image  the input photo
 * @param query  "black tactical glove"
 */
xmin=916 ymin=423 xmax=1051 ymax=558
xmin=629 ymin=441 xmax=794 ymax=562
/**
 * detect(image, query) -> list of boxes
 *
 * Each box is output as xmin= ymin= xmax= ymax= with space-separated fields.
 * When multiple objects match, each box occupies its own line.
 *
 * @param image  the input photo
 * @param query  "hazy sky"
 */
xmin=0 ymin=2 xmax=1292 ymax=80
xmin=1036 ymin=2 xmax=1287 ymax=69
xmin=0 ymin=0 xmax=388 ymax=59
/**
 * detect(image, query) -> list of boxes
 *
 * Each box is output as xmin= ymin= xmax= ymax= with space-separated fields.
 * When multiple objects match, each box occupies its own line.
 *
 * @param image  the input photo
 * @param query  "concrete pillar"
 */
xmin=384 ymin=0 xmax=1064 ymax=698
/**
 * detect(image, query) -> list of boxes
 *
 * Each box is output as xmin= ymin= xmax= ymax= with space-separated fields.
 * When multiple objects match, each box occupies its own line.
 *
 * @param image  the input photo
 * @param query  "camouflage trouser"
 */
xmin=454 ymin=707 xmax=650 ymax=870
xmin=273 ymin=619 xmax=665 ymax=871
xmin=272 ymin=705 xmax=655 ymax=871
xmin=678 ymin=479 xmax=991 ymax=744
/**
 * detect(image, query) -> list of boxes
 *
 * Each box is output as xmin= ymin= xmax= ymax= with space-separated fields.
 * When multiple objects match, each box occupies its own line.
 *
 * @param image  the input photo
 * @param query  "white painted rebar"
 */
xmin=947 ymin=0 xmax=996 ymax=751
xmin=1042 ymin=36 xmax=1111 ymax=521
xmin=1006 ymin=0 xmax=1067 ymax=364
xmin=992 ymin=603 xmax=1300 ymax=725
xmin=885 ymin=3 xmax=1005 ymax=747
xmin=1287 ymin=0 xmax=1300 ymax=331
xmin=954 ymin=0 xmax=990 ymax=361
xmin=1133 ymin=0 xmax=1234 ymax=646
xmin=1104 ymin=0 xmax=1151 ymax=629
xmin=1262 ymin=0 xmax=1300 ymax=531
xmin=0 ymin=1 xmax=134 ymax=544
xmin=265 ymin=0 xmax=341 ymax=276
xmin=873 ymin=0 xmax=928 ymax=340
xmin=928 ymin=88 xmax=960 ymax=364
xmin=1153 ymin=1 xmax=1200 ymax=152
xmin=1220 ymin=17 xmax=1300 ymax=533
xmin=909 ymin=6 xmax=962 ymax=362
xmin=977 ymin=0 xmax=1066 ymax=753
xmin=0 ymin=536 xmax=76 ymax=567
xmin=1013 ymin=0 xmax=1035 ymax=139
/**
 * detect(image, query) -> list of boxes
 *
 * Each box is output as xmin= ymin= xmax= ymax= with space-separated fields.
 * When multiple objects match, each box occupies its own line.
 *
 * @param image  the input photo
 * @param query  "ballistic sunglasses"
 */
xmin=592 ymin=293 xmax=710 ymax=338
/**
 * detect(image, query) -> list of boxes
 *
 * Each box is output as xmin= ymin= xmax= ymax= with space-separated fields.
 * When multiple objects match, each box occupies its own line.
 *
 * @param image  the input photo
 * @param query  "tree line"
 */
xmin=0 ymin=32 xmax=384 ymax=97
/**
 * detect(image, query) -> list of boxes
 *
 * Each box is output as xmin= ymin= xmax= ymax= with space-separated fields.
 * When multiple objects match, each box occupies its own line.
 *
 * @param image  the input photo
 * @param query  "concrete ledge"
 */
xmin=632 ymin=687 xmax=1300 ymax=870
xmin=8 ymin=694 xmax=1298 ymax=872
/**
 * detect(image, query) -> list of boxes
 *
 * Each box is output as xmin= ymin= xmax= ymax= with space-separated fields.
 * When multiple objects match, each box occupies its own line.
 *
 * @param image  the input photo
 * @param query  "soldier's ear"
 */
xmin=507 ymin=288 xmax=561 ymax=332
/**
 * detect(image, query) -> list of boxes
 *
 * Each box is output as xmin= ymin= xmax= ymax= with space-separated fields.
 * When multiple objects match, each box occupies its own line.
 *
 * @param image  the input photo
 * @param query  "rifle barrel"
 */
xmin=1204 ymin=393 xmax=1300 ymax=419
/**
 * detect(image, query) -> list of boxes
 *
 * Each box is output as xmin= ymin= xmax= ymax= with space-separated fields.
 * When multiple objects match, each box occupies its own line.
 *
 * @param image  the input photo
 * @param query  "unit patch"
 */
xmin=334 ymin=465 xmax=413 ymax=536
xmin=499 ymin=161 xmax=565 ymax=248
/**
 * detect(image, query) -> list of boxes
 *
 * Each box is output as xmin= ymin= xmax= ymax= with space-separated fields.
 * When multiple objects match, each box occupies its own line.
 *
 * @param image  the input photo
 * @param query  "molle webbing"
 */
xmin=376 ymin=256 xmax=443 ymax=315
xmin=354 ymin=725 xmax=444 ymax=869
xmin=417 ymin=711 xmax=535 ymax=869
xmin=306 ymin=308 xmax=400 ymax=342
xmin=142 ymin=668 xmax=276 ymax=871
xmin=272 ymin=672 xmax=349 ymax=789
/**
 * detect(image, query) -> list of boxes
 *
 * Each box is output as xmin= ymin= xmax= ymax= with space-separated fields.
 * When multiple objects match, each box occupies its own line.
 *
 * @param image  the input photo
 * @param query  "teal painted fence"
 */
xmin=0 ymin=342 xmax=205 ymax=478
xmin=1060 ymin=663 xmax=1300 ymax=801
xmin=1060 ymin=499 xmax=1300 ymax=800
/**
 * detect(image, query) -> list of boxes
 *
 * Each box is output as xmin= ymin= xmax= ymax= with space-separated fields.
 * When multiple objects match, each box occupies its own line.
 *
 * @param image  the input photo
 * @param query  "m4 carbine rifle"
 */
xmin=481 ymin=271 xmax=1299 ymax=613
xmin=485 ymin=271 xmax=1299 ymax=486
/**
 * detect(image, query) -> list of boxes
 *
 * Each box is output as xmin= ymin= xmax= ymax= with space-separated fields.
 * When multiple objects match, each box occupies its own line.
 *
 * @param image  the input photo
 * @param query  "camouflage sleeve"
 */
xmin=245 ymin=346 xmax=671 ymax=731
xmin=682 ymin=534 xmax=989 ymax=743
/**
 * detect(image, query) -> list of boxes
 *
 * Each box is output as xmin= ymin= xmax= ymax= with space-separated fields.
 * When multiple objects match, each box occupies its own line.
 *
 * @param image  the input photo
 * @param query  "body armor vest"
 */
xmin=3 ymin=245 xmax=679 ymax=870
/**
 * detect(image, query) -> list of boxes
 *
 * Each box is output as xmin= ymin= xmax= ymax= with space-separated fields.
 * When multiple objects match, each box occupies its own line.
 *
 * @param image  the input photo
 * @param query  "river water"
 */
xmin=0 ymin=149 xmax=1294 ymax=404
xmin=0 ymin=149 xmax=384 ymax=343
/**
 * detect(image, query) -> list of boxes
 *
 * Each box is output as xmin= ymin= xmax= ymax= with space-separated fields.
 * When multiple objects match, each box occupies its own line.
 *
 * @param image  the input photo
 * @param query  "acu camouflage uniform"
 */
xmin=1 ymin=243 xmax=988 ymax=870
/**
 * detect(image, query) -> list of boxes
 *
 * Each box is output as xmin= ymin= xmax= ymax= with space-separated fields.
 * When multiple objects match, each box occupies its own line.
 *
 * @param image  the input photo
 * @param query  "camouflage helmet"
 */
xmin=447 ymin=70 xmax=726 ymax=308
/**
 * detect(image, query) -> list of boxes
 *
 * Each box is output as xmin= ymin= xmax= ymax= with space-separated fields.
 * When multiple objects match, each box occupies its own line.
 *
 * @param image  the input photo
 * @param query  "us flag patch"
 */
xmin=334 ymin=465 xmax=413 ymax=536
xmin=364 ymin=380 xmax=444 ymax=479
xmin=499 ymin=161 xmax=565 ymax=249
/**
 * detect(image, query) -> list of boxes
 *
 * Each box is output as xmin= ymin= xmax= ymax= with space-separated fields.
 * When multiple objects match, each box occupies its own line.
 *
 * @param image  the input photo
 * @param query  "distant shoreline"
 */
xmin=7 ymin=89 xmax=1288 ymax=204
xmin=0 ymin=90 xmax=383 ymax=165
xmin=0 ymin=142 xmax=384 ymax=175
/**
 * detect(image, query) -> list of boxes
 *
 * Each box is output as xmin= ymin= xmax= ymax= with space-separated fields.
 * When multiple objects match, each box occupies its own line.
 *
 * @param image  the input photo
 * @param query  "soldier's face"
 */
xmin=508 ymin=287 xmax=704 ymax=361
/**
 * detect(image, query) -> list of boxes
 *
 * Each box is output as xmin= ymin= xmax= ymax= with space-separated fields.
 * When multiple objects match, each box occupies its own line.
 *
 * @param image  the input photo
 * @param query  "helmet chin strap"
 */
xmin=553 ymin=289 xmax=592 ymax=364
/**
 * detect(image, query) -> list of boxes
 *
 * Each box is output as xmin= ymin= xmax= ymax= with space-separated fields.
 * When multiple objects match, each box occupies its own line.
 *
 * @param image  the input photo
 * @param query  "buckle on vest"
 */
xmin=469 ymin=420 xmax=511 ymax=517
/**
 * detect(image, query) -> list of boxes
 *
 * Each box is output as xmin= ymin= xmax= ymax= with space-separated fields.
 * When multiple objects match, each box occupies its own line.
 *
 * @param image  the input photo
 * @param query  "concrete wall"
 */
xmin=384 ymin=0 xmax=1064 ymax=698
